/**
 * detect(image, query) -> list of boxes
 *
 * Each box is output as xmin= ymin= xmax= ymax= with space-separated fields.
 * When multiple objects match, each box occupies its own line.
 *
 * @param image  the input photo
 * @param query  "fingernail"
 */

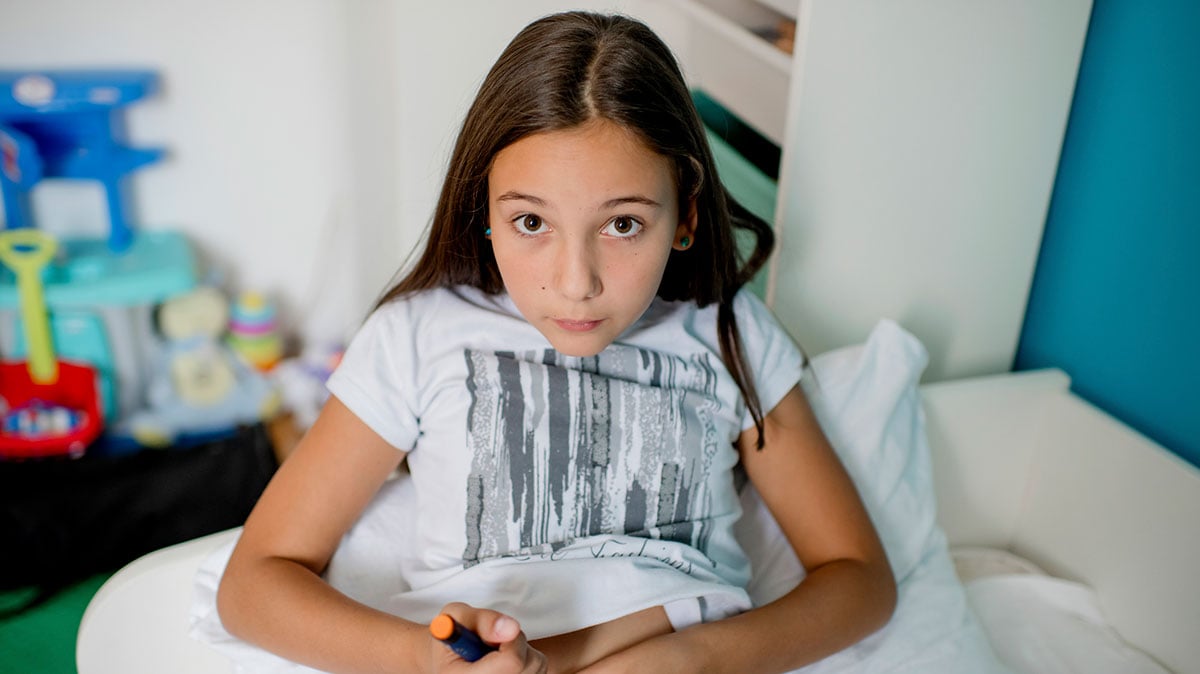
xmin=493 ymin=616 xmax=517 ymax=639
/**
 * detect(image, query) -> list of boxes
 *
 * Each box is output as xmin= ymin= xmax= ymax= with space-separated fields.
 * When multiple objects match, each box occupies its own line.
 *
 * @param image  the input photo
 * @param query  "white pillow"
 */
xmin=734 ymin=319 xmax=1008 ymax=673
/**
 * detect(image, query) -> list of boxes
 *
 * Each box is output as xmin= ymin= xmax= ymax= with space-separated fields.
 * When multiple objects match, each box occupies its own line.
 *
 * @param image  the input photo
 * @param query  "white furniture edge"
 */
xmin=76 ymin=528 xmax=239 ymax=673
xmin=923 ymin=369 xmax=1200 ymax=674
xmin=77 ymin=369 xmax=1200 ymax=673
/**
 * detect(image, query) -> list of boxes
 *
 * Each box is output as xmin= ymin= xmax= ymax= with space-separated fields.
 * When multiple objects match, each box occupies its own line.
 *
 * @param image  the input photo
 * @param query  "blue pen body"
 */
xmin=432 ymin=615 xmax=498 ymax=662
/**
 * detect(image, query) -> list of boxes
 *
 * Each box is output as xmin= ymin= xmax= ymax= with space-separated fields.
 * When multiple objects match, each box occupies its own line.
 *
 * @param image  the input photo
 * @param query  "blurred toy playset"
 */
xmin=0 ymin=70 xmax=277 ymax=459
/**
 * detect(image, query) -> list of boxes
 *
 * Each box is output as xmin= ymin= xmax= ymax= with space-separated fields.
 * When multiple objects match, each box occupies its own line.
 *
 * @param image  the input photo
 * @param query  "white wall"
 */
xmin=1 ymin=0 xmax=654 ymax=345
xmin=1 ymin=0 xmax=365 ymax=342
xmin=769 ymin=0 xmax=1091 ymax=380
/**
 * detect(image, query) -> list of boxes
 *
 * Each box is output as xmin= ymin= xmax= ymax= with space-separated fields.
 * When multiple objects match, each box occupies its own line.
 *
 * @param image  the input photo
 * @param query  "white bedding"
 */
xmin=965 ymin=573 xmax=1170 ymax=674
xmin=950 ymin=547 xmax=1170 ymax=674
xmin=190 ymin=321 xmax=1006 ymax=672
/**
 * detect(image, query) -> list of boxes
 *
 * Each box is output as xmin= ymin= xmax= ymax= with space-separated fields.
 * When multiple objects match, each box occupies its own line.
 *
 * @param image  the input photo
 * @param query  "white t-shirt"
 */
xmin=326 ymin=285 xmax=804 ymax=638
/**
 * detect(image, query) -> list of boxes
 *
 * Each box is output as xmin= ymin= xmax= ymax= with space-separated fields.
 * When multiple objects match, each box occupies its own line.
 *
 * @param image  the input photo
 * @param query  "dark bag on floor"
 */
xmin=0 ymin=423 xmax=276 ymax=600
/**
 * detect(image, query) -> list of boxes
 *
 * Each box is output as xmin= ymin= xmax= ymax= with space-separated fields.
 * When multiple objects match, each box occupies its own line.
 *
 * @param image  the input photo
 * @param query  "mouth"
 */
xmin=553 ymin=318 xmax=604 ymax=332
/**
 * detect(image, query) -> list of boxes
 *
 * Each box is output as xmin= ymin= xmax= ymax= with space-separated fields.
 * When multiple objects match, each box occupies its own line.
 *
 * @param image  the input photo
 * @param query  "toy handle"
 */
xmin=0 ymin=229 xmax=59 ymax=384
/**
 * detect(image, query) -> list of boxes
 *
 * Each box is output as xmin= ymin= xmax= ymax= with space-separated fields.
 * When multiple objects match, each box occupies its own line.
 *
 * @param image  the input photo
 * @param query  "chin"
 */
xmin=549 ymin=341 xmax=607 ymax=358
xmin=542 ymin=331 xmax=613 ymax=358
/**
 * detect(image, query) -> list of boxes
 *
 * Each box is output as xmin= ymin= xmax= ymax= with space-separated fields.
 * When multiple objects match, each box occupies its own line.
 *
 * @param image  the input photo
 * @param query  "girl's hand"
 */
xmin=429 ymin=603 xmax=547 ymax=673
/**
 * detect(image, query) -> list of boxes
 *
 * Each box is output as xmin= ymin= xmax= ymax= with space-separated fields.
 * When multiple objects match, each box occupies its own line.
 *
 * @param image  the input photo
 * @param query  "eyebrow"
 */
xmin=602 ymin=195 xmax=662 ymax=209
xmin=496 ymin=191 xmax=547 ymax=206
xmin=495 ymin=191 xmax=662 ymax=209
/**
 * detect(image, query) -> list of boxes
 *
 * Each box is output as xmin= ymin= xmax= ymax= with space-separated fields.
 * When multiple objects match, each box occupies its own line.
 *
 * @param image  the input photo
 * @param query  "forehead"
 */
xmin=488 ymin=120 xmax=677 ymax=202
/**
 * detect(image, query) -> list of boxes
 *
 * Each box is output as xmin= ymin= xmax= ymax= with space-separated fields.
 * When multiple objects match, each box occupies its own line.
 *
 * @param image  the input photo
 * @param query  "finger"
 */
xmin=439 ymin=603 xmax=521 ymax=645
xmin=484 ymin=613 xmax=520 ymax=644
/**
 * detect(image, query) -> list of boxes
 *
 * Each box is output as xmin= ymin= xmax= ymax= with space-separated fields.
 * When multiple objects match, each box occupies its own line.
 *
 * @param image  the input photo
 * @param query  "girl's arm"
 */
xmin=580 ymin=384 xmax=897 ymax=674
xmin=217 ymin=396 xmax=546 ymax=674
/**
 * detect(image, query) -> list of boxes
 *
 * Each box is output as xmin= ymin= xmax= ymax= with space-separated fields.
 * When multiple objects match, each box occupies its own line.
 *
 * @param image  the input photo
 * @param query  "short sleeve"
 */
xmin=325 ymin=300 xmax=421 ymax=451
xmin=733 ymin=291 xmax=806 ymax=431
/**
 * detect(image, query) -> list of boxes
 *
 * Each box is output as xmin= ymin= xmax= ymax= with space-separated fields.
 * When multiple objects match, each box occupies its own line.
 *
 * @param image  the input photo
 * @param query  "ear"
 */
xmin=672 ymin=198 xmax=699 ymax=251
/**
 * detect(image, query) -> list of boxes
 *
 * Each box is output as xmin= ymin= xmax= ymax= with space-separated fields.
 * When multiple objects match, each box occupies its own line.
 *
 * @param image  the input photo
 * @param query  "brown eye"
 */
xmin=516 ymin=214 xmax=544 ymax=234
xmin=605 ymin=216 xmax=642 ymax=238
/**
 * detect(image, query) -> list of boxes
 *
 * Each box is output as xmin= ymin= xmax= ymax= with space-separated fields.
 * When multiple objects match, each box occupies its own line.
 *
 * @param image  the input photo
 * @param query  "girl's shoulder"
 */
xmin=625 ymin=289 xmax=785 ymax=354
xmin=650 ymin=289 xmax=782 ymax=329
xmin=731 ymin=289 xmax=788 ymax=335
xmin=369 ymin=285 xmax=516 ymax=323
xmin=361 ymin=285 xmax=531 ymax=352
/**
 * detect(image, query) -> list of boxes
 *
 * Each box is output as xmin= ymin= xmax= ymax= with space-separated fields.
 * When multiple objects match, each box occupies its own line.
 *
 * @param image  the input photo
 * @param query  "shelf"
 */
xmin=751 ymin=0 xmax=797 ymax=22
xmin=665 ymin=0 xmax=794 ymax=145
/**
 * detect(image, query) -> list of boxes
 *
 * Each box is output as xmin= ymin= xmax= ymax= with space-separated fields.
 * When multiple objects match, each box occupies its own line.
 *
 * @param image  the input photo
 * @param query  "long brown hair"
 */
xmin=377 ymin=11 xmax=775 ymax=448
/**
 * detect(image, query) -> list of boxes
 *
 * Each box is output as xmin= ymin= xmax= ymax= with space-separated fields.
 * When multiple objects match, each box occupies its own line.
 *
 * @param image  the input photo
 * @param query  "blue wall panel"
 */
xmin=1015 ymin=0 xmax=1200 ymax=466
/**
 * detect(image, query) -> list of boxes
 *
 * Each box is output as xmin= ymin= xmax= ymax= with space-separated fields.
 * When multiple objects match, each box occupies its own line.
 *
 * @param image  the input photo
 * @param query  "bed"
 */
xmin=75 ymin=326 xmax=1200 ymax=673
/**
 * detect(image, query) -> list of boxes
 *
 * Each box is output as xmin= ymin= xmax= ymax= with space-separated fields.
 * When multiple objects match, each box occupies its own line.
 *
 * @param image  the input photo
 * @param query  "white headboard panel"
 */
xmin=766 ymin=0 xmax=1092 ymax=381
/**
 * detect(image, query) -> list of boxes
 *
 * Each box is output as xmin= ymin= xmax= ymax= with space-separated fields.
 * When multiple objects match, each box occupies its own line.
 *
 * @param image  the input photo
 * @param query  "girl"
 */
xmin=218 ymin=11 xmax=895 ymax=674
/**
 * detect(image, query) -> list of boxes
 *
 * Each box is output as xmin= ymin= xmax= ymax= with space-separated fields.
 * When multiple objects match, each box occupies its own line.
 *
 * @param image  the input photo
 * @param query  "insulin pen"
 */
xmin=430 ymin=614 xmax=498 ymax=662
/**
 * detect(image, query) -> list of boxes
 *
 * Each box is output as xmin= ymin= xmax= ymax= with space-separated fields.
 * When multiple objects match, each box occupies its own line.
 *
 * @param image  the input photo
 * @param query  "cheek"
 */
xmin=607 ymin=248 xmax=672 ymax=295
xmin=491 ymin=241 xmax=545 ymax=292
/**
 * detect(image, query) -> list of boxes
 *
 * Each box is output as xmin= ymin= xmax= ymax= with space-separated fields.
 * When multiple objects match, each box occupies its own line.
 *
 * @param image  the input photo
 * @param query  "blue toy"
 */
xmin=0 ymin=69 xmax=208 ymax=455
xmin=0 ymin=69 xmax=279 ymax=454
xmin=0 ymin=70 xmax=163 ymax=252
xmin=126 ymin=287 xmax=279 ymax=447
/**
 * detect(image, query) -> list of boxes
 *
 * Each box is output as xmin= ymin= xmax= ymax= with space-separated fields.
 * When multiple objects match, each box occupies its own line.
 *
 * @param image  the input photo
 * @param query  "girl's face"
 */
xmin=487 ymin=119 xmax=696 ymax=357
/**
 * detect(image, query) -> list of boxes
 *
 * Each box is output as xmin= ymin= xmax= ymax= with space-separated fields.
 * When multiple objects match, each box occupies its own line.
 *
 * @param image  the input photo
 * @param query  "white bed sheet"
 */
xmin=965 ymin=573 xmax=1170 ymax=674
xmin=950 ymin=547 xmax=1170 ymax=674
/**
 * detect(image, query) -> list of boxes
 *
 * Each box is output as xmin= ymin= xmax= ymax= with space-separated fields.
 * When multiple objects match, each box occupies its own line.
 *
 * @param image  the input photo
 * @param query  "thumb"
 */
xmin=481 ymin=613 xmax=521 ymax=644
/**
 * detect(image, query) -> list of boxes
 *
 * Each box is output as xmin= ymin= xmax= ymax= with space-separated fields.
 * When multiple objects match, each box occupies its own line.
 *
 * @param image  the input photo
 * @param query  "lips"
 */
xmin=553 ymin=318 xmax=604 ymax=332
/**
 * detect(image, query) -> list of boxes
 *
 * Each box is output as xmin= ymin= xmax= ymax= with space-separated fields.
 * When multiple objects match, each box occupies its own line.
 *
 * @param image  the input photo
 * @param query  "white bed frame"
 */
xmin=923 ymin=369 xmax=1200 ymax=674
xmin=75 ymin=367 xmax=1200 ymax=674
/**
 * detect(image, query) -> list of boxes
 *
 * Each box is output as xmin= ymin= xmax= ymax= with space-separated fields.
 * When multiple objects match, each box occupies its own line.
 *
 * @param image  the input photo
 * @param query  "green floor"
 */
xmin=0 ymin=574 xmax=111 ymax=674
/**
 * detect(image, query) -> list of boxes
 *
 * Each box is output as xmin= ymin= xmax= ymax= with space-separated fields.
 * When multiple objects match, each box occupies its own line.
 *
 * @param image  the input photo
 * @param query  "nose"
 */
xmin=554 ymin=237 xmax=602 ymax=301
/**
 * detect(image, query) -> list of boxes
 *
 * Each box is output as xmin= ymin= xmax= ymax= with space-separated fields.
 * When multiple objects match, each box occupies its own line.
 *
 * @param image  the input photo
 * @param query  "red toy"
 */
xmin=0 ymin=360 xmax=102 ymax=457
xmin=0 ymin=230 xmax=103 ymax=458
